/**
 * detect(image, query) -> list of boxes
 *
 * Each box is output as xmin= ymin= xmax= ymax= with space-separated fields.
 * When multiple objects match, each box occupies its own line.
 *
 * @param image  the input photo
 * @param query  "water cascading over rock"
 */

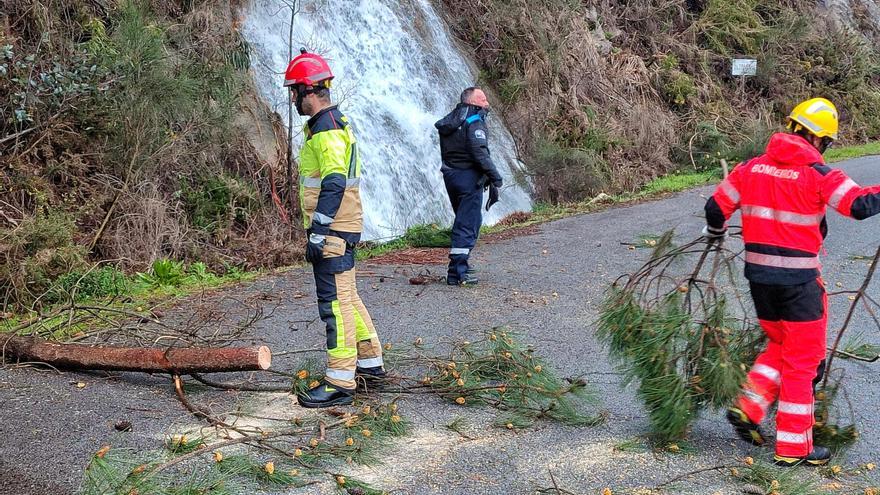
xmin=242 ymin=0 xmax=533 ymax=240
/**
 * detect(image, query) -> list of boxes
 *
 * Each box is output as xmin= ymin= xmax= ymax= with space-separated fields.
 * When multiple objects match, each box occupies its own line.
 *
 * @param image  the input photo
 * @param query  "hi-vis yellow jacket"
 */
xmin=299 ymin=106 xmax=363 ymax=234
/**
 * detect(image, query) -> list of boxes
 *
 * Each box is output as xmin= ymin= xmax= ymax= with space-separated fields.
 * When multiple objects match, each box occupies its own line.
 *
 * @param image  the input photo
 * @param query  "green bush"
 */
xmin=697 ymin=0 xmax=767 ymax=56
xmin=187 ymin=261 xmax=214 ymax=281
xmin=497 ymin=74 xmax=526 ymax=105
xmin=658 ymin=55 xmax=697 ymax=107
xmin=82 ymin=1 xmax=247 ymax=178
xmin=729 ymin=121 xmax=774 ymax=164
xmin=547 ymin=106 xmax=616 ymax=154
xmin=529 ymin=139 xmax=609 ymax=203
xmin=181 ymin=175 xmax=258 ymax=233
xmin=13 ymin=210 xmax=76 ymax=256
xmin=0 ymin=210 xmax=87 ymax=311
xmin=851 ymin=88 xmax=880 ymax=140
xmin=678 ymin=121 xmax=732 ymax=170
xmin=0 ymin=42 xmax=105 ymax=136
xmin=49 ymin=266 xmax=129 ymax=303
xmin=403 ymin=224 xmax=453 ymax=248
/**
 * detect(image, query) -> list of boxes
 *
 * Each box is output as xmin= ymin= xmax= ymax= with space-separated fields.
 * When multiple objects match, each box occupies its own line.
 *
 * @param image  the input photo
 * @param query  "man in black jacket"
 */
xmin=435 ymin=87 xmax=504 ymax=286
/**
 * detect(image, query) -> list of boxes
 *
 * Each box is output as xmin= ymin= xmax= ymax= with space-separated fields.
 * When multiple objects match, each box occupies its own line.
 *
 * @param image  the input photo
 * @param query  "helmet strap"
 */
xmin=295 ymin=90 xmax=308 ymax=116
xmin=793 ymin=126 xmax=832 ymax=153
xmin=291 ymin=83 xmax=330 ymax=116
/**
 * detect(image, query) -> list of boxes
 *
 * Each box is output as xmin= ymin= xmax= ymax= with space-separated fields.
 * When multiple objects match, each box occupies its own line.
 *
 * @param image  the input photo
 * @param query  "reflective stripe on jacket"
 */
xmin=705 ymin=132 xmax=880 ymax=285
xmin=299 ymin=105 xmax=363 ymax=233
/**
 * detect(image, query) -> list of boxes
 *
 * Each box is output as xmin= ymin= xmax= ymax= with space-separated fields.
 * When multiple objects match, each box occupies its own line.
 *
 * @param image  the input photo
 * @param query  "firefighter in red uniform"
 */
xmin=705 ymin=98 xmax=880 ymax=466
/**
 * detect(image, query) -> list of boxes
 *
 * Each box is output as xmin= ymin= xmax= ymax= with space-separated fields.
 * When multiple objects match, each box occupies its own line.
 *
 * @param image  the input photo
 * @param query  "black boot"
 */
xmin=355 ymin=366 xmax=387 ymax=391
xmin=774 ymin=446 xmax=832 ymax=467
xmin=447 ymin=275 xmax=479 ymax=286
xmin=356 ymin=365 xmax=387 ymax=380
xmin=297 ymin=380 xmax=354 ymax=408
xmin=726 ymin=407 xmax=766 ymax=446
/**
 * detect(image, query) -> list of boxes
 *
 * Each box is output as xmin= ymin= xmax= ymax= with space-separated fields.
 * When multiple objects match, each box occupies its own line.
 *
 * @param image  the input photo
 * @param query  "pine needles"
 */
xmin=406 ymin=330 xmax=604 ymax=429
xmin=813 ymin=377 xmax=858 ymax=452
xmin=732 ymin=458 xmax=835 ymax=495
xmin=79 ymin=396 xmax=400 ymax=494
xmin=78 ymin=331 xmax=601 ymax=494
xmin=598 ymin=230 xmax=762 ymax=443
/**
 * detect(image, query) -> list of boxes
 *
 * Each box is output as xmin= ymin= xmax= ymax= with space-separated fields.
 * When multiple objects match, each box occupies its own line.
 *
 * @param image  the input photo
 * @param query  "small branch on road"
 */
xmin=534 ymin=469 xmax=577 ymax=495
xmin=189 ymin=372 xmax=293 ymax=392
xmin=173 ymin=374 xmax=232 ymax=427
xmin=653 ymin=463 xmax=738 ymax=489
xmin=141 ymin=418 xmax=347 ymax=481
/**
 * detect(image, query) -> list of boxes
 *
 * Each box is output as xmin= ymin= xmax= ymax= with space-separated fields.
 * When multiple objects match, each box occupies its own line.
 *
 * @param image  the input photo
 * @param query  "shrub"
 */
xmin=497 ymin=74 xmax=526 ymax=105
xmin=181 ymin=175 xmax=258 ymax=234
xmin=530 ymin=139 xmax=608 ymax=203
xmin=0 ymin=42 xmax=105 ymax=139
xmin=49 ymin=266 xmax=129 ymax=303
xmin=729 ymin=120 xmax=774 ymax=164
xmin=657 ymin=55 xmax=697 ymax=107
xmin=0 ymin=210 xmax=87 ymax=311
xmin=696 ymin=0 xmax=767 ymax=56
xmin=675 ymin=121 xmax=731 ymax=170
xmin=403 ymin=224 xmax=453 ymax=248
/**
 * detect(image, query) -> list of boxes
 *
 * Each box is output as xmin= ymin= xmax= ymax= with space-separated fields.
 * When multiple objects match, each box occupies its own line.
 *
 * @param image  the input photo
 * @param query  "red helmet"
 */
xmin=284 ymin=49 xmax=334 ymax=87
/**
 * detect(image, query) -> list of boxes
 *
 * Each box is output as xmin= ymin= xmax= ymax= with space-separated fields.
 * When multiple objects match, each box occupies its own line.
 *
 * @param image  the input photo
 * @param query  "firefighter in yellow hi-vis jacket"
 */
xmin=284 ymin=49 xmax=384 ymax=408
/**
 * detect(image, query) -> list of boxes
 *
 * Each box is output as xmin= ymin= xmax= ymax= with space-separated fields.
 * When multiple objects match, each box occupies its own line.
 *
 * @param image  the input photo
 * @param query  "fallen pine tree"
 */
xmin=598 ymin=230 xmax=874 ymax=448
xmin=598 ymin=230 xmax=760 ymax=443
xmin=1 ymin=336 xmax=271 ymax=373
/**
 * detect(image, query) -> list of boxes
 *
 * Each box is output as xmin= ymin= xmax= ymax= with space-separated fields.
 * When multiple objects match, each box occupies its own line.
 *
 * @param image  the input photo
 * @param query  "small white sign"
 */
xmin=731 ymin=58 xmax=758 ymax=76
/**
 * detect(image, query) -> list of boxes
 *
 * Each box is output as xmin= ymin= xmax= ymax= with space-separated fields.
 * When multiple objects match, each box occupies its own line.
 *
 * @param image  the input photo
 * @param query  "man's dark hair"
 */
xmin=460 ymin=86 xmax=481 ymax=104
xmin=313 ymin=87 xmax=331 ymax=101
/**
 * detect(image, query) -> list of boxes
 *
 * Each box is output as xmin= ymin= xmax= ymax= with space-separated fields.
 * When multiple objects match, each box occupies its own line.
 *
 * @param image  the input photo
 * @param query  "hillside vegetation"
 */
xmin=440 ymin=0 xmax=880 ymax=202
xmin=1 ymin=0 xmax=299 ymax=312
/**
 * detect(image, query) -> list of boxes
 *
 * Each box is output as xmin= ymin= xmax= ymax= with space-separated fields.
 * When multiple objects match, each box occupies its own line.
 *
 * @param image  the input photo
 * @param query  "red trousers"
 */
xmin=737 ymin=278 xmax=827 ymax=457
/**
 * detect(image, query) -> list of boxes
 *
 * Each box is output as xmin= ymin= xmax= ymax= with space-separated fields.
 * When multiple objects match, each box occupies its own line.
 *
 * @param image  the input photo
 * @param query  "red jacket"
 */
xmin=706 ymin=133 xmax=880 ymax=285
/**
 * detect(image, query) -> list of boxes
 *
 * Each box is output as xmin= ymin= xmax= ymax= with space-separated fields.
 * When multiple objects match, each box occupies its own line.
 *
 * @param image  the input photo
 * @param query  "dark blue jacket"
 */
xmin=435 ymin=104 xmax=503 ymax=186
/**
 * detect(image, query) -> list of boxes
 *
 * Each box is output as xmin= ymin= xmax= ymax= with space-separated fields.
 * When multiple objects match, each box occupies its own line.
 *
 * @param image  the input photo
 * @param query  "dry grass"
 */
xmin=440 ymin=0 xmax=880 ymax=201
xmin=0 ymin=0 xmax=300 ymax=311
xmin=104 ymin=182 xmax=189 ymax=268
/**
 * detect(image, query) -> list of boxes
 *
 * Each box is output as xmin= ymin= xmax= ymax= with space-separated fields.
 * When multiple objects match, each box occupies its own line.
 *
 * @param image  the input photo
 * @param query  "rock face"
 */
xmin=823 ymin=0 xmax=880 ymax=43
xmin=241 ymin=0 xmax=535 ymax=240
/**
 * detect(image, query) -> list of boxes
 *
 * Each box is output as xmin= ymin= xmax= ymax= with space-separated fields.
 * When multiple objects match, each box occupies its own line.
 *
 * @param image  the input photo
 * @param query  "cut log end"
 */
xmin=257 ymin=346 xmax=272 ymax=370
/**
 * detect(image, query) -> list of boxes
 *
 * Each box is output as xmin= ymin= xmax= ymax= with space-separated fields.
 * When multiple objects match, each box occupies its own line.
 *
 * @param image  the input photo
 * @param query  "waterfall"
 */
xmin=242 ymin=0 xmax=532 ymax=241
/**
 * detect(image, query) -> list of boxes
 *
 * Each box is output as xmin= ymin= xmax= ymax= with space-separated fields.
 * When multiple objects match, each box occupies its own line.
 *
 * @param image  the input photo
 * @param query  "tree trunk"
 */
xmin=2 ymin=337 xmax=271 ymax=373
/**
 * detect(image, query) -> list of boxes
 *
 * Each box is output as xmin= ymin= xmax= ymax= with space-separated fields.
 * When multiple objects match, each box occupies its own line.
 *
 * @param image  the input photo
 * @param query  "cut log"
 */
xmin=2 ymin=336 xmax=271 ymax=373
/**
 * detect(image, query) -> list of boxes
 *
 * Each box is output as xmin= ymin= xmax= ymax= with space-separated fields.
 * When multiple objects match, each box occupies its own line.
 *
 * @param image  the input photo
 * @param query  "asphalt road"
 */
xmin=3 ymin=156 xmax=880 ymax=495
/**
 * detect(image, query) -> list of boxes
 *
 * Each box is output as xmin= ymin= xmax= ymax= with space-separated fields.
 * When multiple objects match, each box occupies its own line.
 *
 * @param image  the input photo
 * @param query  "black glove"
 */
xmin=478 ymin=175 xmax=489 ymax=191
xmin=486 ymin=183 xmax=500 ymax=211
xmin=305 ymin=231 xmax=326 ymax=264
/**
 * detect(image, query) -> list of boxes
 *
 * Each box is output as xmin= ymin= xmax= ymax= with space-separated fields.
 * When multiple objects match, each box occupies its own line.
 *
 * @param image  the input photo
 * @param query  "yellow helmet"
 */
xmin=787 ymin=97 xmax=839 ymax=141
